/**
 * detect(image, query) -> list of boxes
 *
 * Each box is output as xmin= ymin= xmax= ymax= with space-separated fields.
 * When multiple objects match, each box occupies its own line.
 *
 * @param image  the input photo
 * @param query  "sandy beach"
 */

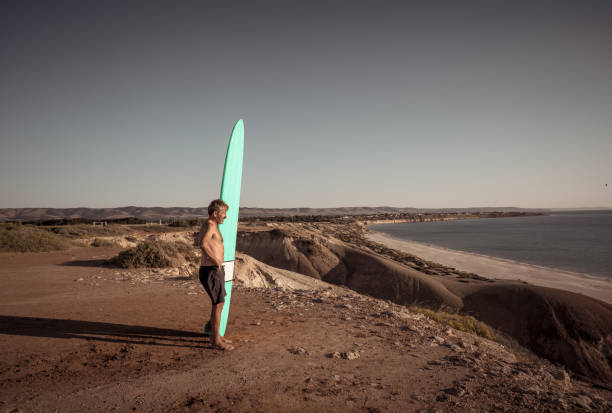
xmin=367 ymin=231 xmax=612 ymax=305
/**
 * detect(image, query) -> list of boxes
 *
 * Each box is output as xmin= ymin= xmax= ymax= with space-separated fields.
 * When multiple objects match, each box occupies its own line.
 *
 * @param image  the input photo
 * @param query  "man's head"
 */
xmin=208 ymin=199 xmax=229 ymax=224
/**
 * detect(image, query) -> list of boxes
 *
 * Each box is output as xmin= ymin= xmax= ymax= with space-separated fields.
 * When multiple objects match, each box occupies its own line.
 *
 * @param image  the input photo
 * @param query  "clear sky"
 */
xmin=1 ymin=1 xmax=611 ymax=209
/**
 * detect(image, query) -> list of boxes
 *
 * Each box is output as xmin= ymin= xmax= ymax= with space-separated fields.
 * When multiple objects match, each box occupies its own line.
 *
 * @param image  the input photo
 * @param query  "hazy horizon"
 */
xmin=2 ymin=204 xmax=611 ymax=212
xmin=2 ymin=1 xmax=611 ymax=209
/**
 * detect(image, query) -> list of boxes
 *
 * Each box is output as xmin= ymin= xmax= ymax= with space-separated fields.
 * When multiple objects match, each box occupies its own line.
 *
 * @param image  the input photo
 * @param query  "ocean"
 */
xmin=369 ymin=210 xmax=612 ymax=279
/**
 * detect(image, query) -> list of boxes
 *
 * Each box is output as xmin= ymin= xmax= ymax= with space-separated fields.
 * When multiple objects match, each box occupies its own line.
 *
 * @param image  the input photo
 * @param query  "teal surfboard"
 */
xmin=216 ymin=119 xmax=244 ymax=336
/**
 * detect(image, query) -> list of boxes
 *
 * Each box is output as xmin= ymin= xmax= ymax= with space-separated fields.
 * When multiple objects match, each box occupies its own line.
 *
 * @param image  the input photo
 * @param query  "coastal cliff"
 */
xmin=237 ymin=221 xmax=612 ymax=386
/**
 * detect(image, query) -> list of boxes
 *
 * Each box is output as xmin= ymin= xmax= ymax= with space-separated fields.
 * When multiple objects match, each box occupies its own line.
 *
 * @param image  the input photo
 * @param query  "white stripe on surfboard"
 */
xmin=221 ymin=260 xmax=234 ymax=282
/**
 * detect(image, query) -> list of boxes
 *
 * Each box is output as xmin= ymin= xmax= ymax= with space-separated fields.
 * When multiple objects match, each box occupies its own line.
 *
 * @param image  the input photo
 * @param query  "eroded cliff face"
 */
xmin=462 ymin=284 xmax=612 ymax=385
xmin=237 ymin=228 xmax=462 ymax=310
xmin=236 ymin=225 xmax=612 ymax=386
xmin=236 ymin=229 xmax=340 ymax=279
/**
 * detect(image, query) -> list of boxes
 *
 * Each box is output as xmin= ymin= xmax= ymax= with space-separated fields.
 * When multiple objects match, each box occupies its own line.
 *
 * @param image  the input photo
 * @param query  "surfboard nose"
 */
xmin=233 ymin=119 xmax=244 ymax=135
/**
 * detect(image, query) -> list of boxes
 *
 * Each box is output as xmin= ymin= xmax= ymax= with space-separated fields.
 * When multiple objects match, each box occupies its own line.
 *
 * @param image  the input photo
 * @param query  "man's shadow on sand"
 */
xmin=61 ymin=259 xmax=111 ymax=268
xmin=0 ymin=315 xmax=213 ymax=349
xmin=59 ymin=260 xmax=193 ymax=281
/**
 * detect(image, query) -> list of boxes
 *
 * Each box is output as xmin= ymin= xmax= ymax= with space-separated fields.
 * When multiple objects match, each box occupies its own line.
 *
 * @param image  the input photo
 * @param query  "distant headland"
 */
xmin=0 ymin=206 xmax=553 ymax=222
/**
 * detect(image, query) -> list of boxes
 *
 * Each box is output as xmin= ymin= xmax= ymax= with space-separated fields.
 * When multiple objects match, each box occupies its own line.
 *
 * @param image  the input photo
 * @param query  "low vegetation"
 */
xmin=108 ymin=240 xmax=197 ymax=268
xmin=0 ymin=224 xmax=72 ymax=252
xmin=168 ymin=218 xmax=205 ymax=227
xmin=48 ymin=224 xmax=129 ymax=239
xmin=125 ymin=225 xmax=186 ymax=234
xmin=90 ymin=238 xmax=119 ymax=248
xmin=410 ymin=306 xmax=493 ymax=339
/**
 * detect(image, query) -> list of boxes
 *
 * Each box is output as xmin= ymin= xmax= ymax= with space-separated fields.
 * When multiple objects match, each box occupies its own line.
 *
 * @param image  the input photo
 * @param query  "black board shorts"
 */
xmin=199 ymin=266 xmax=226 ymax=305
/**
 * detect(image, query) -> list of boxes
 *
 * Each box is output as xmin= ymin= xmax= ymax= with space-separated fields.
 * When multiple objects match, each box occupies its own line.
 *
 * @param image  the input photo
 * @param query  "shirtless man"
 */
xmin=197 ymin=199 xmax=234 ymax=350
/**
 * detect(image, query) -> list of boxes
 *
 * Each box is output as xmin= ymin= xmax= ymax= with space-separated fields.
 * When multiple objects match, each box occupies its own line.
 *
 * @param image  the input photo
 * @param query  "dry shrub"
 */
xmin=50 ymin=224 xmax=129 ymax=239
xmin=126 ymin=225 xmax=182 ymax=234
xmin=410 ymin=306 xmax=493 ymax=340
xmin=91 ymin=238 xmax=119 ymax=248
xmin=0 ymin=224 xmax=72 ymax=252
xmin=109 ymin=240 xmax=196 ymax=268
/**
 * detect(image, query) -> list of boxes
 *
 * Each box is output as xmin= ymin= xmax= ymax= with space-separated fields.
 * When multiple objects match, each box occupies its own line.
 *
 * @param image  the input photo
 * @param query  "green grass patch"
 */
xmin=108 ymin=240 xmax=196 ymax=268
xmin=0 ymin=224 xmax=72 ymax=252
xmin=410 ymin=306 xmax=493 ymax=340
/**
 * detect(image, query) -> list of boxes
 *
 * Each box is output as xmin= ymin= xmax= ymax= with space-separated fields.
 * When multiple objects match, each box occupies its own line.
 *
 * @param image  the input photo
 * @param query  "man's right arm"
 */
xmin=200 ymin=224 xmax=223 ymax=268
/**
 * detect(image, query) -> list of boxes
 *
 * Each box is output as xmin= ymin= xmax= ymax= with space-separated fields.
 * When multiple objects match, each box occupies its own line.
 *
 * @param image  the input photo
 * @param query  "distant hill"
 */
xmin=0 ymin=206 xmax=551 ymax=222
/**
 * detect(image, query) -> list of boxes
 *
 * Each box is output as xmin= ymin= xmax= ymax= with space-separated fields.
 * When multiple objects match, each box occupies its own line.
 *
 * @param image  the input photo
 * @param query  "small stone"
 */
xmin=443 ymin=387 xmax=466 ymax=397
xmin=380 ymin=310 xmax=400 ymax=318
xmin=327 ymin=352 xmax=341 ymax=359
xmin=550 ymin=367 xmax=571 ymax=388
xmin=341 ymin=351 xmax=360 ymax=360
xmin=573 ymin=395 xmax=592 ymax=410
xmin=546 ymin=397 xmax=568 ymax=409
xmin=511 ymin=385 xmax=541 ymax=396
xmin=288 ymin=347 xmax=308 ymax=355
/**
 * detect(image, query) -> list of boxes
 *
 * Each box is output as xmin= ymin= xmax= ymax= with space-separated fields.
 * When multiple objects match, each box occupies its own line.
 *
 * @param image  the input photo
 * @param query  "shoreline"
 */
xmin=366 ymin=230 xmax=612 ymax=305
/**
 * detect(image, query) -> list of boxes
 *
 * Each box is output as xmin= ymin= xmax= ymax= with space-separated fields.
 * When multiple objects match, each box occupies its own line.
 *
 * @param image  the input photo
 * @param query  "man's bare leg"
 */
xmin=211 ymin=303 xmax=232 ymax=344
xmin=215 ymin=303 xmax=234 ymax=346
xmin=211 ymin=303 xmax=234 ymax=350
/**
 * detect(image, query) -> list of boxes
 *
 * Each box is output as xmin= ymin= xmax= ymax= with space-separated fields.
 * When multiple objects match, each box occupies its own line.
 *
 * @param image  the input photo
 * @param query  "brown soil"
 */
xmin=1 ymin=247 xmax=610 ymax=412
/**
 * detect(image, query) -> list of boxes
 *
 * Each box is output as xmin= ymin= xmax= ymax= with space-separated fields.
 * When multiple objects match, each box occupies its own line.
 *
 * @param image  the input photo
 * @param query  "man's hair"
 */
xmin=208 ymin=199 xmax=229 ymax=216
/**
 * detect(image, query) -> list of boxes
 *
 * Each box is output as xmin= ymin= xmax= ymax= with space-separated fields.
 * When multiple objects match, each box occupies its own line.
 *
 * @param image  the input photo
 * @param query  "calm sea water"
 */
xmin=369 ymin=211 xmax=612 ymax=279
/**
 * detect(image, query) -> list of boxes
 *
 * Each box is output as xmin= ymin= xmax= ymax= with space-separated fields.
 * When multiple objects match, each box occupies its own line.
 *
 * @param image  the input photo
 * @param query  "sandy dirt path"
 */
xmin=367 ymin=232 xmax=612 ymax=305
xmin=1 ymin=248 xmax=609 ymax=412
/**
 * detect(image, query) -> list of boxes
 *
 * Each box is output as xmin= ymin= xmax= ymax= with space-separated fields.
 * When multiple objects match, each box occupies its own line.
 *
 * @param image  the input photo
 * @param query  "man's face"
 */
xmin=214 ymin=209 xmax=228 ymax=224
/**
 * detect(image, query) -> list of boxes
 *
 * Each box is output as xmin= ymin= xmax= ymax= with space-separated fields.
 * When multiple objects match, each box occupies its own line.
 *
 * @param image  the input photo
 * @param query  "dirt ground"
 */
xmin=1 ymin=247 xmax=610 ymax=412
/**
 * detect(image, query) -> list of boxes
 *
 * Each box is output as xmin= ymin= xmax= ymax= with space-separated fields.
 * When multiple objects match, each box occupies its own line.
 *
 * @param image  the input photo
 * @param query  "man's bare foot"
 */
xmin=212 ymin=341 xmax=234 ymax=351
xmin=221 ymin=337 xmax=233 ymax=344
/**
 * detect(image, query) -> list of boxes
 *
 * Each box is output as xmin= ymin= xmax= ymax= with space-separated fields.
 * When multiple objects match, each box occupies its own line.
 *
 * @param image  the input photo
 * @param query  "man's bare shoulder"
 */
xmin=205 ymin=219 xmax=221 ymax=234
